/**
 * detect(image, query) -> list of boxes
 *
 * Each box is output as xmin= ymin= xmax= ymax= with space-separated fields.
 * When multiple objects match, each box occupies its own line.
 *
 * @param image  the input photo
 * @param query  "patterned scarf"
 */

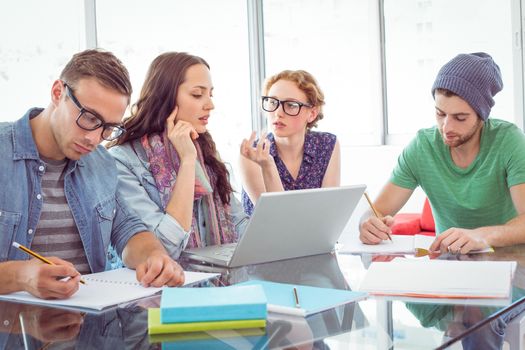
xmin=141 ymin=133 xmax=236 ymax=248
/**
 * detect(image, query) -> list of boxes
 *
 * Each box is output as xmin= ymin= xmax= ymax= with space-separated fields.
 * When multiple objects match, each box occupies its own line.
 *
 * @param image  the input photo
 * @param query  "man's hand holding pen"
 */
xmin=360 ymin=192 xmax=395 ymax=244
xmin=17 ymin=258 xmax=82 ymax=299
xmin=360 ymin=215 xmax=396 ymax=244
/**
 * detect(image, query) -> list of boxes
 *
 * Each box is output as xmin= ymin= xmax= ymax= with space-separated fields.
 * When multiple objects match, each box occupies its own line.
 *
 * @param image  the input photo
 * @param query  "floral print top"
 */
xmin=242 ymin=131 xmax=337 ymax=215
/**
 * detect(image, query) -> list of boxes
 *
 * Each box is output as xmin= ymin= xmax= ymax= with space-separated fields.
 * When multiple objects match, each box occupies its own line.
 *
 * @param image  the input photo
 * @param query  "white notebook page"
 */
xmin=0 ymin=268 xmax=219 ymax=311
xmin=340 ymin=234 xmax=492 ymax=254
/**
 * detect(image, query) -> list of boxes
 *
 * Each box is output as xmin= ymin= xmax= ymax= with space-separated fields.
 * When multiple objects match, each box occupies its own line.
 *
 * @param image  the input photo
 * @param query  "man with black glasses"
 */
xmin=0 ymin=49 xmax=185 ymax=299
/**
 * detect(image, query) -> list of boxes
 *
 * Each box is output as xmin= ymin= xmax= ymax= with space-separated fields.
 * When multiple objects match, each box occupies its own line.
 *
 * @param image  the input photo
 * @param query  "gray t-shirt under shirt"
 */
xmin=32 ymin=157 xmax=90 ymax=274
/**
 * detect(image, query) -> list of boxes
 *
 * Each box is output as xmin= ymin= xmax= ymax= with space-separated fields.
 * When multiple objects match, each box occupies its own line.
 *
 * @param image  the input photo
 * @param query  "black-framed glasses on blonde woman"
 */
xmin=261 ymin=96 xmax=312 ymax=116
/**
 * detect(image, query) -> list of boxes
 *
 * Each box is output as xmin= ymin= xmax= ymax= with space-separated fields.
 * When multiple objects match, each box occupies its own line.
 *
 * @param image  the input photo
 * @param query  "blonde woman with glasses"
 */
xmin=240 ymin=70 xmax=341 ymax=215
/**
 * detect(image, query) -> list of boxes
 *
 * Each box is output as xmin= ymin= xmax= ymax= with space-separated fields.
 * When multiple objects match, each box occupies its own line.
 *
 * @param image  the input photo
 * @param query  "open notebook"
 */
xmin=0 ymin=268 xmax=219 ymax=312
xmin=358 ymin=258 xmax=516 ymax=299
xmin=340 ymin=234 xmax=494 ymax=254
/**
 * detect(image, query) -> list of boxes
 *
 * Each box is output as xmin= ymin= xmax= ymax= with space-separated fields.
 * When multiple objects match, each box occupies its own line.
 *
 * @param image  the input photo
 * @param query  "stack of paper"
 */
xmin=358 ymin=258 xmax=516 ymax=299
xmin=236 ymin=280 xmax=367 ymax=317
xmin=340 ymin=234 xmax=494 ymax=254
xmin=148 ymin=285 xmax=267 ymax=335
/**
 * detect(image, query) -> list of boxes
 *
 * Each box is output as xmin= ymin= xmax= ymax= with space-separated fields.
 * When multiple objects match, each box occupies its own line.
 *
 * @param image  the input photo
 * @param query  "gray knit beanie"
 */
xmin=431 ymin=52 xmax=503 ymax=121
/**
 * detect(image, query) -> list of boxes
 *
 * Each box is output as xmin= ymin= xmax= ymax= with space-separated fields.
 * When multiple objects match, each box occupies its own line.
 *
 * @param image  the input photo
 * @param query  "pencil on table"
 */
xmin=293 ymin=287 xmax=301 ymax=309
xmin=12 ymin=242 xmax=86 ymax=284
xmin=363 ymin=192 xmax=393 ymax=242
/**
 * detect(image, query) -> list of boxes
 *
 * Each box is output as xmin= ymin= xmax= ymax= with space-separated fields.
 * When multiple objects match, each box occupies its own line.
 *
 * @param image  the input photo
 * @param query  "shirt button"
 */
xmin=38 ymin=165 xmax=45 ymax=172
xmin=28 ymin=229 xmax=33 ymax=234
xmin=36 ymin=194 xmax=42 ymax=200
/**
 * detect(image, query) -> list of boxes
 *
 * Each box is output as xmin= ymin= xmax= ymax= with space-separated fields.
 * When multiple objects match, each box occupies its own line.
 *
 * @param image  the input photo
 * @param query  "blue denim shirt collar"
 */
xmin=13 ymin=108 xmax=84 ymax=169
xmin=12 ymin=108 xmax=41 ymax=161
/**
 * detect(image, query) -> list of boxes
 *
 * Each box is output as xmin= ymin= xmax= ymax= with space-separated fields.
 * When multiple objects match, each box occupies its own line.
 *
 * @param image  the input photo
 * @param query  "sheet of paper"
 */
xmin=339 ymin=235 xmax=417 ymax=254
xmin=0 ymin=268 xmax=220 ymax=312
xmin=340 ymin=234 xmax=493 ymax=254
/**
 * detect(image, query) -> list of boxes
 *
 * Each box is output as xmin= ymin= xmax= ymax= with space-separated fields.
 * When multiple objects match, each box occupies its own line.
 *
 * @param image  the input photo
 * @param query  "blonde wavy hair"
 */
xmin=263 ymin=70 xmax=325 ymax=129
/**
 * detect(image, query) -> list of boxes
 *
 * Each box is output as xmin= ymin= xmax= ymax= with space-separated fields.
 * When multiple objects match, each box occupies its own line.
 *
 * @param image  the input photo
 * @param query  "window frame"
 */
xmin=83 ymin=0 xmax=525 ymax=146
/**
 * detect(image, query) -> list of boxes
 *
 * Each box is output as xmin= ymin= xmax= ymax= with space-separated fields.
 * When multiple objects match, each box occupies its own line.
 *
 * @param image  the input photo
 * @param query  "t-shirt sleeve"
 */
xmin=390 ymin=135 xmax=420 ymax=190
xmin=505 ymin=127 xmax=525 ymax=188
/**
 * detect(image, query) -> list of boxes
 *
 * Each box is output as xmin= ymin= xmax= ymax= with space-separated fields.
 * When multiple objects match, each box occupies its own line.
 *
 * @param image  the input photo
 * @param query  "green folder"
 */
xmin=148 ymin=308 xmax=266 ymax=335
xmin=148 ymin=327 xmax=266 ymax=343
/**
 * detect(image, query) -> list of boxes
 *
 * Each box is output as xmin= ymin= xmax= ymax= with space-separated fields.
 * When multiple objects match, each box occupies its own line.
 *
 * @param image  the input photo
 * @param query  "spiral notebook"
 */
xmin=0 ymin=268 xmax=219 ymax=312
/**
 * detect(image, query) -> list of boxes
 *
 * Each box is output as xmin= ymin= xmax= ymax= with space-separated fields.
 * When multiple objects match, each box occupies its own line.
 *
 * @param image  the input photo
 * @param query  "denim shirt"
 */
xmin=0 ymin=109 xmax=148 ymax=273
xmin=108 ymin=139 xmax=249 ymax=258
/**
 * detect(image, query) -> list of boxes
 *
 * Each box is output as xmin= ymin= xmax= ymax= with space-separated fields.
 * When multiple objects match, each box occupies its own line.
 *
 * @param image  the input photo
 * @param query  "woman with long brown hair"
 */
xmin=108 ymin=52 xmax=248 ymax=258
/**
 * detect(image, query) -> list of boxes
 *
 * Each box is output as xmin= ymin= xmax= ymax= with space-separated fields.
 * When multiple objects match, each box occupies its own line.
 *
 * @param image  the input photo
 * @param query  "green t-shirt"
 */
xmin=391 ymin=119 xmax=525 ymax=234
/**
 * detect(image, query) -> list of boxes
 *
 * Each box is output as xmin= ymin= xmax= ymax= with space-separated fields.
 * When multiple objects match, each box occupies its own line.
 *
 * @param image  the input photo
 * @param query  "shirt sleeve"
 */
xmin=111 ymin=147 xmax=190 ymax=259
xmin=110 ymin=191 xmax=149 ymax=259
xmin=504 ymin=127 xmax=525 ymax=188
xmin=228 ymin=193 xmax=250 ymax=239
xmin=390 ymin=135 xmax=420 ymax=190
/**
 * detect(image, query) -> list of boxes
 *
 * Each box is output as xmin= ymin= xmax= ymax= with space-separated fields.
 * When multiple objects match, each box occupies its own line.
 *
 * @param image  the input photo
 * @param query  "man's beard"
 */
xmin=441 ymin=118 xmax=482 ymax=148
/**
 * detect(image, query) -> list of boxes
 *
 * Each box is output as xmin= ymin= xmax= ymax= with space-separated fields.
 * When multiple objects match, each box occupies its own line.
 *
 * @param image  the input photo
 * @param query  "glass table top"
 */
xmin=1 ymin=243 xmax=525 ymax=349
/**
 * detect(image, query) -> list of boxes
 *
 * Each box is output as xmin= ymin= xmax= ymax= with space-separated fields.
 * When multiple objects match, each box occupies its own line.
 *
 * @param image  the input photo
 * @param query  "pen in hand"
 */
xmin=363 ymin=192 xmax=393 ymax=242
xmin=12 ymin=242 xmax=86 ymax=284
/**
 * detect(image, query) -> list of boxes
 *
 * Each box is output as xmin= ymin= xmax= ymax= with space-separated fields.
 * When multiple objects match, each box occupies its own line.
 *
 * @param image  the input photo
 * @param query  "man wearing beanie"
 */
xmin=360 ymin=52 xmax=525 ymax=255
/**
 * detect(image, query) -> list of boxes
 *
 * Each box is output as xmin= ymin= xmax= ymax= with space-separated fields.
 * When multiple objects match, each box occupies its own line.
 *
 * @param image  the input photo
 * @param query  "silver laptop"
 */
xmin=181 ymin=185 xmax=366 ymax=267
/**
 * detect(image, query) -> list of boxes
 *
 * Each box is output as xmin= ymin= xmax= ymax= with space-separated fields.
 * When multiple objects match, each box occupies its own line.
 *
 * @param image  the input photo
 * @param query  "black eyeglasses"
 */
xmin=63 ymin=82 xmax=126 ymax=141
xmin=261 ymin=96 xmax=312 ymax=117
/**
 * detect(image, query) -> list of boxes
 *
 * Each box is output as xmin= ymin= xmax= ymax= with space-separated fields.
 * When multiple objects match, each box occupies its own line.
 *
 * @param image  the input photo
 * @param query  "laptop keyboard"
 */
xmin=213 ymin=246 xmax=236 ymax=257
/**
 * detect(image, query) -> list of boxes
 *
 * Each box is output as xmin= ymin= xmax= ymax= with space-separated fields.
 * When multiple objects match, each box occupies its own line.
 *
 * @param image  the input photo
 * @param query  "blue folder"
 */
xmin=236 ymin=280 xmax=367 ymax=316
xmin=160 ymin=285 xmax=267 ymax=323
xmin=160 ymin=331 xmax=268 ymax=350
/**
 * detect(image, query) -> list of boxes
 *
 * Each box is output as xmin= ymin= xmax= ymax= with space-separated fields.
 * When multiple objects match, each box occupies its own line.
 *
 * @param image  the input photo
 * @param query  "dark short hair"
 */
xmin=60 ymin=49 xmax=132 ymax=101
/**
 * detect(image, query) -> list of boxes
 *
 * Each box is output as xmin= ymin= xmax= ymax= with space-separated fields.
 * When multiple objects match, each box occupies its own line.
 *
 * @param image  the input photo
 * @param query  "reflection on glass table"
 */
xmin=339 ymin=243 xmax=525 ymax=349
xmin=2 ymin=245 xmax=525 ymax=349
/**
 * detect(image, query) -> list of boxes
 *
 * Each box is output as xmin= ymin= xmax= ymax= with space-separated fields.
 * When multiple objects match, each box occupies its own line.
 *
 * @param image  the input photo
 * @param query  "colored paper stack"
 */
xmin=148 ymin=284 xmax=267 ymax=335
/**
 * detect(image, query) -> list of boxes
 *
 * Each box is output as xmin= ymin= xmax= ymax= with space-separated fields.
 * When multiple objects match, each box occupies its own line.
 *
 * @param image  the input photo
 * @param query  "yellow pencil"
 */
xmin=13 ymin=242 xmax=86 ymax=284
xmin=363 ymin=192 xmax=393 ymax=242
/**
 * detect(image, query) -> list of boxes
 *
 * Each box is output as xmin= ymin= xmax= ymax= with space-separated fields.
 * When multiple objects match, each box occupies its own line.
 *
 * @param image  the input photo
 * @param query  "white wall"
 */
xmin=340 ymin=145 xmax=426 ymax=239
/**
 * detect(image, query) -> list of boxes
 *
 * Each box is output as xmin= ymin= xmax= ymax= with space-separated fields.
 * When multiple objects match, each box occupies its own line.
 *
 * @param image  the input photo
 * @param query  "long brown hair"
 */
xmin=109 ymin=52 xmax=233 ymax=204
